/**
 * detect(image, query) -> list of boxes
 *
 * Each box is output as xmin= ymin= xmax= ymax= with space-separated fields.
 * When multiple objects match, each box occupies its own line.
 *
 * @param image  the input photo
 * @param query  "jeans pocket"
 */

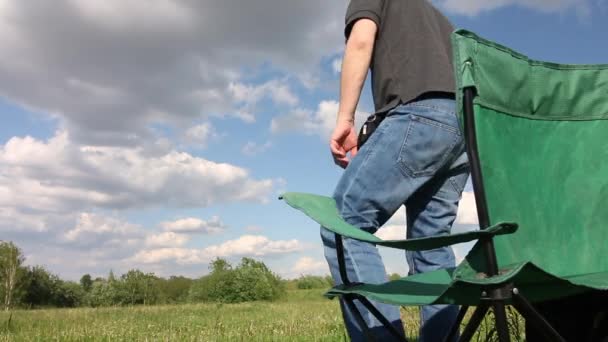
xmin=398 ymin=115 xmax=460 ymax=177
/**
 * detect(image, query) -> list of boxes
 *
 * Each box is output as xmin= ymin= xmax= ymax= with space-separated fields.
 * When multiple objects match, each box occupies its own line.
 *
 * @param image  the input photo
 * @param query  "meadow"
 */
xmin=0 ymin=289 xmax=524 ymax=341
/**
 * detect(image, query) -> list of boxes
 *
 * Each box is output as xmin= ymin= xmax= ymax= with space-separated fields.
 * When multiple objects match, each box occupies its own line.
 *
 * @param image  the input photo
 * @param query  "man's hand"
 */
xmin=330 ymin=118 xmax=358 ymax=168
xmin=330 ymin=18 xmax=376 ymax=169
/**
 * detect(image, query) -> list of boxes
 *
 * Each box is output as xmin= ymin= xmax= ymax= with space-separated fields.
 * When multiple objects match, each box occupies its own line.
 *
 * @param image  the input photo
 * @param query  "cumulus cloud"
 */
xmin=0 ymin=131 xmax=274 ymax=214
xmin=456 ymin=191 xmax=478 ymax=225
xmin=271 ymin=101 xmax=369 ymax=140
xmin=183 ymin=123 xmax=217 ymax=148
xmin=132 ymin=235 xmax=304 ymax=265
xmin=375 ymin=206 xmax=406 ymax=240
xmin=374 ymin=192 xmax=478 ymax=241
xmin=437 ymin=0 xmax=592 ymax=16
xmin=0 ymin=0 xmax=346 ymax=146
xmin=1 ymin=210 xmax=281 ymax=278
xmin=63 ymin=213 xmax=143 ymax=248
xmin=230 ymin=80 xmax=298 ymax=109
xmin=375 ymin=225 xmax=404 ymax=241
xmin=204 ymin=235 xmax=303 ymax=258
xmin=161 ymin=216 xmax=226 ymax=234
xmin=332 ymin=58 xmax=342 ymax=74
xmin=292 ymin=257 xmax=329 ymax=276
xmin=145 ymin=231 xmax=190 ymax=248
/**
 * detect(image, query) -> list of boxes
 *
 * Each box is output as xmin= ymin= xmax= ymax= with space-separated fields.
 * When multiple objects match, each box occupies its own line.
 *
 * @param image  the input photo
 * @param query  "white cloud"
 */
xmin=456 ymin=191 xmax=478 ymax=225
xmin=376 ymin=206 xmax=406 ymax=240
xmin=242 ymin=141 xmax=272 ymax=157
xmin=293 ymin=257 xmax=329 ymax=276
xmin=68 ymin=0 xmax=195 ymax=30
xmin=1 ymin=208 xmax=301 ymax=278
xmin=161 ymin=216 xmax=226 ymax=234
xmin=375 ymin=225 xmax=404 ymax=241
xmin=0 ymin=207 xmax=49 ymax=233
xmin=64 ymin=213 xmax=143 ymax=247
xmin=203 ymin=235 xmax=303 ymax=258
xmin=130 ymin=248 xmax=205 ymax=265
xmin=228 ymin=80 xmax=299 ymax=123
xmin=271 ymin=101 xmax=370 ymax=140
xmin=0 ymin=1 xmax=344 ymax=146
xmin=0 ymin=131 xmax=274 ymax=213
xmin=183 ymin=123 xmax=215 ymax=148
xmin=374 ymin=194 xmax=478 ymax=240
xmin=145 ymin=231 xmax=190 ymax=248
xmin=332 ymin=58 xmax=342 ymax=74
xmin=132 ymin=235 xmax=304 ymax=265
xmin=438 ymin=0 xmax=592 ymax=16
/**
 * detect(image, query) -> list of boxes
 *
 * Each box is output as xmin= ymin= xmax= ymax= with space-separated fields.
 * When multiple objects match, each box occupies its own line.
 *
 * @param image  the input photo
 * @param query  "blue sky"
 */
xmin=1 ymin=0 xmax=607 ymax=280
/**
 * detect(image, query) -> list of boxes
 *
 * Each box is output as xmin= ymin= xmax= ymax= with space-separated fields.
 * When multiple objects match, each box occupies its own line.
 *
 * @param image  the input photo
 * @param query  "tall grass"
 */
xmin=0 ymin=289 xmax=524 ymax=341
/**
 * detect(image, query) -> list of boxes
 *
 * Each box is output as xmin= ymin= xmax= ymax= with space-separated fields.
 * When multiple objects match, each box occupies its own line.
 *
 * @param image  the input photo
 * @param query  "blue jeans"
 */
xmin=321 ymin=98 xmax=469 ymax=341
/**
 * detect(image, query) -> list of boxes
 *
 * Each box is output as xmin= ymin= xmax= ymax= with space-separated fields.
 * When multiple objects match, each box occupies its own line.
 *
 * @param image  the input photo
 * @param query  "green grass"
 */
xmin=0 ymin=290 xmax=524 ymax=341
xmin=0 ymin=290 xmax=343 ymax=341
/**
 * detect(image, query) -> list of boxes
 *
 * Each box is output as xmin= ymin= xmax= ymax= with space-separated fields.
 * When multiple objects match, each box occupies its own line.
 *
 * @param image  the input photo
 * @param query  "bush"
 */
xmin=53 ymin=281 xmax=86 ymax=307
xmin=86 ymin=279 xmax=118 ymax=307
xmin=21 ymin=266 xmax=85 ymax=308
xmin=189 ymin=258 xmax=285 ymax=303
xmin=156 ymin=276 xmax=193 ymax=304
xmin=296 ymin=275 xmax=330 ymax=290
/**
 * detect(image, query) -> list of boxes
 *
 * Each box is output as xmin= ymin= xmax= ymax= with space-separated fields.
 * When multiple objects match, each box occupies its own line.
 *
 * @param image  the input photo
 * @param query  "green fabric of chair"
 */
xmin=281 ymin=29 xmax=608 ymax=341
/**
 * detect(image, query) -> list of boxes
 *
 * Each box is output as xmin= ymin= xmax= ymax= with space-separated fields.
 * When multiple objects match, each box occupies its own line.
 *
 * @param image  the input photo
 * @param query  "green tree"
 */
xmin=120 ymin=269 xmax=160 ymax=305
xmin=157 ymin=276 xmax=193 ymax=303
xmin=188 ymin=258 xmax=233 ymax=303
xmin=21 ymin=265 xmax=55 ymax=307
xmin=22 ymin=266 xmax=85 ymax=308
xmin=86 ymin=279 xmax=113 ymax=307
xmin=107 ymin=270 xmax=116 ymax=283
xmin=0 ymin=241 xmax=26 ymax=310
xmin=52 ymin=281 xmax=85 ymax=307
xmin=85 ymin=271 xmax=123 ymax=307
xmin=80 ymin=274 xmax=93 ymax=292
xmin=210 ymin=258 xmax=231 ymax=273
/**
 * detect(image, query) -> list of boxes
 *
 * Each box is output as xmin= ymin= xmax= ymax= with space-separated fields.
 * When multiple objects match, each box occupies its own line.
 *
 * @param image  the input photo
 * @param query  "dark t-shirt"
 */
xmin=345 ymin=0 xmax=455 ymax=115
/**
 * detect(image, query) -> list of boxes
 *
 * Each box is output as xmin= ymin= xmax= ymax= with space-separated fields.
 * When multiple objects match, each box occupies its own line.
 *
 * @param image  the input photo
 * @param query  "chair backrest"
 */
xmin=452 ymin=30 xmax=608 ymax=277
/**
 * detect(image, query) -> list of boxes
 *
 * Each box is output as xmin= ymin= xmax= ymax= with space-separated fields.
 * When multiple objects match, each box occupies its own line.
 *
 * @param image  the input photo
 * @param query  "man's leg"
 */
xmin=386 ymin=98 xmax=468 ymax=342
xmin=405 ymin=166 xmax=469 ymax=342
xmin=321 ymin=112 xmax=414 ymax=341
xmin=321 ymin=98 xmax=466 ymax=341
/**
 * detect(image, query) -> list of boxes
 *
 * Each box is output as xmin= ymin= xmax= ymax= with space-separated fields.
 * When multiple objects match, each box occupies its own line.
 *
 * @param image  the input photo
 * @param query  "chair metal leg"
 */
xmin=459 ymin=304 xmax=490 ymax=342
xmin=355 ymin=295 xmax=407 ymax=341
xmin=511 ymin=288 xmax=566 ymax=342
xmin=493 ymin=302 xmax=511 ymax=342
xmin=444 ymin=306 xmax=469 ymax=342
xmin=344 ymin=297 xmax=376 ymax=342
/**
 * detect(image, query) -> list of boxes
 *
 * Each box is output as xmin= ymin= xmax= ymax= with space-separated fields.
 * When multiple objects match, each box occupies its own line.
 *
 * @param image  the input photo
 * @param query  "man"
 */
xmin=321 ymin=0 xmax=469 ymax=340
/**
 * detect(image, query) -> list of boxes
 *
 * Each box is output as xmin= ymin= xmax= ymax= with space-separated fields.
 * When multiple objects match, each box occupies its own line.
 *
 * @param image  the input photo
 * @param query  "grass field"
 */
xmin=0 ymin=290 xmax=523 ymax=341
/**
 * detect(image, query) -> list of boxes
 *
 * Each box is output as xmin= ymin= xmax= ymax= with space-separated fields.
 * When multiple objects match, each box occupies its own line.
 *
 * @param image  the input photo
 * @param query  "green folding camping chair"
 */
xmin=280 ymin=29 xmax=608 ymax=341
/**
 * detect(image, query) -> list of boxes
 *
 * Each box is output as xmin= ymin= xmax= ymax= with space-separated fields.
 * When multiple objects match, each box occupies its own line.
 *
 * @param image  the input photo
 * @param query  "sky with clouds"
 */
xmin=1 ymin=0 xmax=607 ymax=280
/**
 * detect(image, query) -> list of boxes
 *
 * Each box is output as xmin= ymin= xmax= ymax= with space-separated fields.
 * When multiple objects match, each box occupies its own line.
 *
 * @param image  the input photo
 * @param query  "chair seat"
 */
xmin=326 ymin=261 xmax=608 ymax=306
xmin=326 ymin=268 xmax=454 ymax=306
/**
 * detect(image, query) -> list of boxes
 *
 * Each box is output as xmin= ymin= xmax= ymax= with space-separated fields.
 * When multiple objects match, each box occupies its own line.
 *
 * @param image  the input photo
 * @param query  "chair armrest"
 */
xmin=281 ymin=192 xmax=518 ymax=251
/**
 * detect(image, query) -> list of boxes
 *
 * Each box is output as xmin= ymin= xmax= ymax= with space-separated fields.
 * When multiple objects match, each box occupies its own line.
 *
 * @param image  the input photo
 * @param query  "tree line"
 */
xmin=0 ymin=241 xmax=343 ymax=310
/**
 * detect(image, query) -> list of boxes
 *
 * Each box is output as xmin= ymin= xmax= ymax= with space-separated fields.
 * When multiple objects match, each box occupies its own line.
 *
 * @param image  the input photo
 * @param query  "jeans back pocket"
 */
xmin=398 ymin=115 xmax=461 ymax=178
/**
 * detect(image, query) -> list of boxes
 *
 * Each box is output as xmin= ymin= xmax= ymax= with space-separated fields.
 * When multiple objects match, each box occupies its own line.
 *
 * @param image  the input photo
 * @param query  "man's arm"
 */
xmin=330 ymin=18 xmax=378 ymax=168
xmin=337 ymin=18 xmax=377 ymax=123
